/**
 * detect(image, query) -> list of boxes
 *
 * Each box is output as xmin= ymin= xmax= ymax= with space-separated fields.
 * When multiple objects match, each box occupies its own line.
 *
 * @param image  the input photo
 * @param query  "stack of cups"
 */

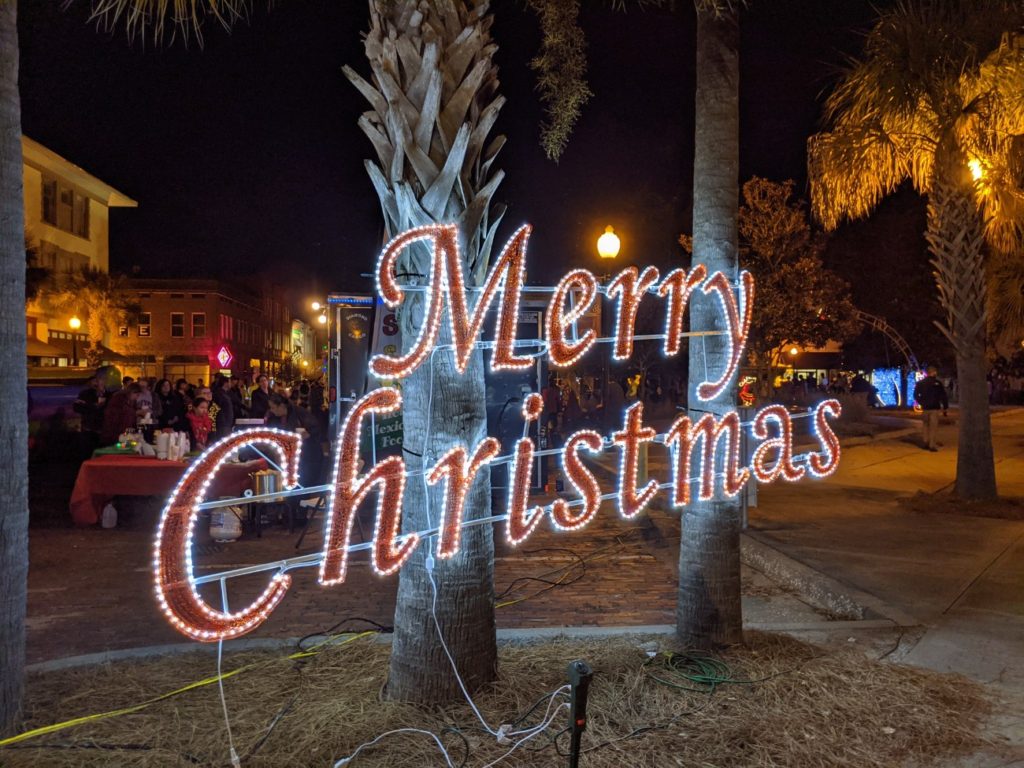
xmin=156 ymin=431 xmax=170 ymax=460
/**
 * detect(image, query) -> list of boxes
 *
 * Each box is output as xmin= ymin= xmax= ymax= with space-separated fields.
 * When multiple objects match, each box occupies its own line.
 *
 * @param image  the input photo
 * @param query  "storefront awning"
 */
xmin=26 ymin=338 xmax=65 ymax=358
xmin=46 ymin=338 xmax=126 ymax=361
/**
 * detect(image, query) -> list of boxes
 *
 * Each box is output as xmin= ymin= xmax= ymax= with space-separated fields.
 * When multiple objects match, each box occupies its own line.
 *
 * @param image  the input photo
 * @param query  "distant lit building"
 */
xmin=109 ymin=279 xmax=296 ymax=383
xmin=23 ymin=136 xmax=137 ymax=369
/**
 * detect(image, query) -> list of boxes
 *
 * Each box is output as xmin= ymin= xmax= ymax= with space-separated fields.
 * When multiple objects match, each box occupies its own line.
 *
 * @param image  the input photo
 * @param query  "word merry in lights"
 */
xmin=154 ymin=223 xmax=841 ymax=642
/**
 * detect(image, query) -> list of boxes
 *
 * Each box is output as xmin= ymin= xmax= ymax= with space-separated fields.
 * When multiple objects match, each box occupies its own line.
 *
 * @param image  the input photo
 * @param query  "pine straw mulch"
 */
xmin=1 ymin=631 xmax=994 ymax=768
xmin=899 ymin=490 xmax=1024 ymax=520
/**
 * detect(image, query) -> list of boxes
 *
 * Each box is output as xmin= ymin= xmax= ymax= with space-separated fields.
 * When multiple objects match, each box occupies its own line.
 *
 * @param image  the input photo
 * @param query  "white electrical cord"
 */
xmin=216 ymin=638 xmax=241 ymax=768
xmin=333 ymin=333 xmax=569 ymax=767
xmin=333 ymin=728 xmax=455 ymax=767
xmin=482 ymin=701 xmax=570 ymax=768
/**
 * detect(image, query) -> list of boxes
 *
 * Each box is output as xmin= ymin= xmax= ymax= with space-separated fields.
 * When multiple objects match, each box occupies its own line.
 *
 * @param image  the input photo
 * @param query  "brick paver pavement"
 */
xmin=26 ymin=486 xmax=684 ymax=663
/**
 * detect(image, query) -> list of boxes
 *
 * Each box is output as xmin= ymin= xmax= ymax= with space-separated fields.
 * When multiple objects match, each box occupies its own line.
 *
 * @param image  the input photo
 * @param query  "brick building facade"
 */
xmin=109 ymin=279 xmax=294 ymax=384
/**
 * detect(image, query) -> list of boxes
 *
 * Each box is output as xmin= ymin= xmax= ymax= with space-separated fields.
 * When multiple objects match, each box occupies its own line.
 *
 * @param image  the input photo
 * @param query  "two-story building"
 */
xmin=108 ymin=279 xmax=298 ymax=384
xmin=23 ymin=136 xmax=137 ymax=370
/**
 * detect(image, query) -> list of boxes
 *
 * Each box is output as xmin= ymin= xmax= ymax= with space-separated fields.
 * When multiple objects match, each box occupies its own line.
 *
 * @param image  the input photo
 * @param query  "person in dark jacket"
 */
xmin=153 ymin=378 xmax=186 ymax=430
xmin=228 ymin=376 xmax=247 ymax=418
xmin=266 ymin=392 xmax=323 ymax=485
xmin=211 ymin=374 xmax=235 ymax=442
xmin=73 ymin=376 xmax=106 ymax=436
xmin=250 ymin=374 xmax=271 ymax=420
xmin=101 ymin=383 xmax=141 ymax=445
xmin=913 ymin=366 xmax=949 ymax=451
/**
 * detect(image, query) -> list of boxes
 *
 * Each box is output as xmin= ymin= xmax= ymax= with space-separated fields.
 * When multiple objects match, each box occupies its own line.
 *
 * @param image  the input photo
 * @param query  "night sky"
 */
xmin=17 ymin=0 xmax=903 ymax=306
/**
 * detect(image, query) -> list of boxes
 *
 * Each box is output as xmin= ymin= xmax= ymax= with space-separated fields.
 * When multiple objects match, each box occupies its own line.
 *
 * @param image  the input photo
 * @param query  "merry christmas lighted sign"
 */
xmin=154 ymin=224 xmax=841 ymax=642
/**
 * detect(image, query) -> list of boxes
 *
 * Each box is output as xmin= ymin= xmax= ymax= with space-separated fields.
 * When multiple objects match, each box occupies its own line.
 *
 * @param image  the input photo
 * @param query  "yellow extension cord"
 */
xmin=0 ymin=630 xmax=376 ymax=748
xmin=0 ymin=538 xmax=615 ymax=749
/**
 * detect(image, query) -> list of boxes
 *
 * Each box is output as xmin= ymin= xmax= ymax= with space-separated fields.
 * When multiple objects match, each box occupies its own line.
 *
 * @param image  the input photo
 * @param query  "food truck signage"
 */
xmin=154 ymin=224 xmax=841 ymax=641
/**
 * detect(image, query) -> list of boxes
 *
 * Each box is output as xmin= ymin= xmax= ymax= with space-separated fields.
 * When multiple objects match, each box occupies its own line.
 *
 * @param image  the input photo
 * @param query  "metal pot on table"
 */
xmin=249 ymin=469 xmax=284 ymax=502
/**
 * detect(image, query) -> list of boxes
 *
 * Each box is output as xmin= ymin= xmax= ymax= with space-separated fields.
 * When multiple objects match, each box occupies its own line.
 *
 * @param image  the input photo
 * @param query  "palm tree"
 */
xmin=679 ymin=0 xmax=744 ymax=648
xmin=527 ymin=0 xmax=747 ymax=647
xmin=343 ymin=0 xmax=506 ymax=703
xmin=82 ymin=0 xmax=508 ymax=704
xmin=808 ymin=0 xmax=1024 ymax=500
xmin=0 ymin=0 xmax=28 ymax=736
xmin=41 ymin=268 xmax=138 ymax=366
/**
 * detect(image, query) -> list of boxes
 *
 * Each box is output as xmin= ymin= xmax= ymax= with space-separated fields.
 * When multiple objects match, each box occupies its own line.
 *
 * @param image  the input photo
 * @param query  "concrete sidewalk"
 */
xmin=750 ymin=408 xmax=1024 ymax=696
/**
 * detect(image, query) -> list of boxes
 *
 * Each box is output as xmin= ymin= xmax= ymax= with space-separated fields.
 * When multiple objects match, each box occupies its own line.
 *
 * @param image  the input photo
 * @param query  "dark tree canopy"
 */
xmin=682 ymin=177 xmax=859 ymax=367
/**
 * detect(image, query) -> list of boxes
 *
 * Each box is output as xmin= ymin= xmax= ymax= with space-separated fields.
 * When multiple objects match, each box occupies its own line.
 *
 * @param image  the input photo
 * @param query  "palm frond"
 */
xmin=810 ymin=0 xmax=1024 ymax=235
xmin=526 ymin=0 xmax=592 ymax=162
xmin=80 ymin=0 xmax=252 ymax=46
xmin=808 ymin=120 xmax=909 ymax=230
xmin=987 ymin=249 xmax=1024 ymax=347
xmin=960 ymin=31 xmax=1024 ymax=252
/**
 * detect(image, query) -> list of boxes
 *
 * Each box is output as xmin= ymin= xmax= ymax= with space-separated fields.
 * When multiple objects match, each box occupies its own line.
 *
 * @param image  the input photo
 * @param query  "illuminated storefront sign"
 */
xmin=155 ymin=223 xmax=842 ymax=642
xmin=216 ymin=345 xmax=233 ymax=370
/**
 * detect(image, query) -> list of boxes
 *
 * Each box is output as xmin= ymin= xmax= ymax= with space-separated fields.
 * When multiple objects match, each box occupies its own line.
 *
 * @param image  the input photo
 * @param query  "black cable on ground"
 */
xmin=296 ymin=616 xmax=392 ymax=653
xmin=440 ymin=726 xmax=471 ymax=768
xmin=0 ymin=740 xmax=203 ymax=764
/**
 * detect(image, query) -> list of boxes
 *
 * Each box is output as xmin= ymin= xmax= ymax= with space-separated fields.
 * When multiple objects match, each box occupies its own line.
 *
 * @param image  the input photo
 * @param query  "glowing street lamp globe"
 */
xmin=318 ymin=313 xmax=328 ymax=325
xmin=597 ymin=225 xmax=620 ymax=260
xmin=788 ymin=346 xmax=799 ymax=357
xmin=69 ymin=315 xmax=82 ymax=330
xmin=311 ymin=301 xmax=322 ymax=311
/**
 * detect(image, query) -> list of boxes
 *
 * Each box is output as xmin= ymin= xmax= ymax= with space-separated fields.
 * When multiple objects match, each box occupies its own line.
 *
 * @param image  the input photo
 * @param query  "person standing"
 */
xmin=250 ymin=374 xmax=271 ymax=419
xmin=211 ymin=375 xmax=235 ymax=442
xmin=101 ymin=383 xmax=142 ymax=445
xmin=913 ymin=366 xmax=949 ymax=452
xmin=73 ymin=375 xmax=106 ymax=440
xmin=186 ymin=397 xmax=214 ymax=450
xmin=266 ymin=392 xmax=324 ymax=485
xmin=153 ymin=378 xmax=186 ymax=431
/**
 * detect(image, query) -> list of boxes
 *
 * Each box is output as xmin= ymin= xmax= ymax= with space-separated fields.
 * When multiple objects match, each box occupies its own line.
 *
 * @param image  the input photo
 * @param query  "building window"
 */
xmin=138 ymin=312 xmax=151 ymax=337
xmin=41 ymin=175 xmax=89 ymax=238
xmin=170 ymin=293 xmax=184 ymax=299
xmin=191 ymin=293 xmax=206 ymax=299
xmin=170 ymin=312 xmax=185 ymax=338
xmin=192 ymin=312 xmax=206 ymax=338
xmin=42 ymin=179 xmax=57 ymax=226
xmin=72 ymin=194 xmax=89 ymax=239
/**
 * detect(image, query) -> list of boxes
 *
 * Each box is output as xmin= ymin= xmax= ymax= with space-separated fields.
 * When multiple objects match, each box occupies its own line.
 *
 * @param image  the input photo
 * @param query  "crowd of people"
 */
xmin=74 ymin=372 xmax=327 ymax=481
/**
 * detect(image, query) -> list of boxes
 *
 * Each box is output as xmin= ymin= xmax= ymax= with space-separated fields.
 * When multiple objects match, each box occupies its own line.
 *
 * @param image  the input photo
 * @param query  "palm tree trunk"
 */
xmin=679 ymin=4 xmax=745 ymax=651
xmin=0 ymin=0 xmax=28 ymax=735
xmin=387 ymin=331 xmax=497 ymax=701
xmin=344 ymin=0 xmax=505 ymax=703
xmin=678 ymin=5 xmax=743 ymax=648
xmin=926 ymin=175 xmax=997 ymax=500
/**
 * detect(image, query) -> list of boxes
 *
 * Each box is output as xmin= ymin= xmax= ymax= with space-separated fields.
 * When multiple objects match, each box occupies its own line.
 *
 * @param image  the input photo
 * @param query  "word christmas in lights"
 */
xmin=154 ymin=223 xmax=842 ymax=642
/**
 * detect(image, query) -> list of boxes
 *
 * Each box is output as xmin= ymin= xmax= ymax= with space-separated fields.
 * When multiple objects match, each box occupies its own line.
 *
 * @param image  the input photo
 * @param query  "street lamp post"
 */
xmin=596 ymin=226 xmax=620 ymax=410
xmin=69 ymin=315 xmax=82 ymax=367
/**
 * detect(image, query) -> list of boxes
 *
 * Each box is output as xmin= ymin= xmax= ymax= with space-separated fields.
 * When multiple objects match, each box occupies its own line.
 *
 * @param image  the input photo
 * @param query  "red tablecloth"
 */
xmin=69 ymin=456 xmax=265 ymax=526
